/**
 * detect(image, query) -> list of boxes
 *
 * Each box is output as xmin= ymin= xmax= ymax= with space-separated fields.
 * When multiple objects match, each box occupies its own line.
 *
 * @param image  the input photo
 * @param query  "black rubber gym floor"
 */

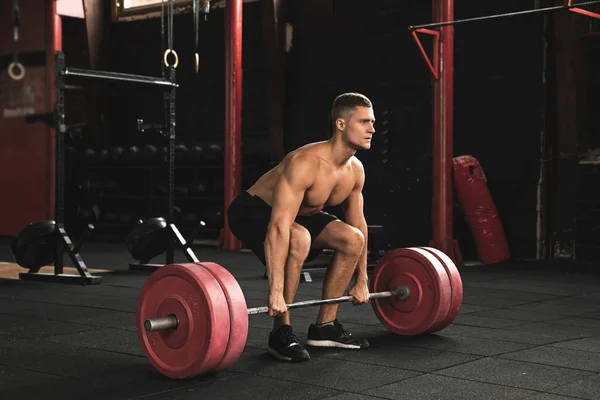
xmin=1 ymin=238 xmax=600 ymax=400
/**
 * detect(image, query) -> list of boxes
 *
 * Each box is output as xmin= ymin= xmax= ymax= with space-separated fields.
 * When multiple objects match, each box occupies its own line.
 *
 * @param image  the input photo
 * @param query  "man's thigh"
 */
xmin=295 ymin=211 xmax=339 ymax=249
xmin=311 ymin=220 xmax=361 ymax=251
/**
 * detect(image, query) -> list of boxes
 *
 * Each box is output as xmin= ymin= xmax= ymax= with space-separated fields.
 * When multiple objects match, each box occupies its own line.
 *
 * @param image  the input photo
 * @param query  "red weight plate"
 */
xmin=195 ymin=262 xmax=248 ymax=372
xmin=137 ymin=263 xmax=230 ymax=379
xmin=370 ymin=248 xmax=452 ymax=335
xmin=418 ymin=247 xmax=463 ymax=333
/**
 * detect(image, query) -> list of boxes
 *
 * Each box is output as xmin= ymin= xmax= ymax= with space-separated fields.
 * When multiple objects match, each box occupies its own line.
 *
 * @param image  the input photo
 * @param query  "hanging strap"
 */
xmin=162 ymin=0 xmax=178 ymax=70
xmin=8 ymin=0 xmax=25 ymax=80
xmin=193 ymin=0 xmax=200 ymax=73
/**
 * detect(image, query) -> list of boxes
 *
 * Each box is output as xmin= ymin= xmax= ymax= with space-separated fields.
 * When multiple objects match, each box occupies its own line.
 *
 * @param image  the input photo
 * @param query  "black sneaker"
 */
xmin=267 ymin=325 xmax=310 ymax=362
xmin=306 ymin=319 xmax=370 ymax=349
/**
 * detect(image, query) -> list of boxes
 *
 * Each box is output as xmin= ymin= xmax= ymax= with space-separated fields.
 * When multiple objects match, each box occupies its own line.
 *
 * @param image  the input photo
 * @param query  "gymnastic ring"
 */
xmin=163 ymin=49 xmax=179 ymax=69
xmin=8 ymin=62 xmax=25 ymax=81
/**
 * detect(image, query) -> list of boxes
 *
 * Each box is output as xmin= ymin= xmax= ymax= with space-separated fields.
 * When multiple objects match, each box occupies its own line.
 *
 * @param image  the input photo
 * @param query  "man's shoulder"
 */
xmin=285 ymin=145 xmax=326 ymax=167
xmin=282 ymin=151 xmax=322 ymax=180
xmin=349 ymin=156 xmax=365 ymax=187
xmin=287 ymin=151 xmax=322 ymax=166
xmin=349 ymin=156 xmax=365 ymax=171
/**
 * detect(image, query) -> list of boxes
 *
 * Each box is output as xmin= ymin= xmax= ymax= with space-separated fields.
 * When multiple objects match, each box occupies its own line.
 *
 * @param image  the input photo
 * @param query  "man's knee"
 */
xmin=340 ymin=225 xmax=365 ymax=257
xmin=289 ymin=225 xmax=312 ymax=262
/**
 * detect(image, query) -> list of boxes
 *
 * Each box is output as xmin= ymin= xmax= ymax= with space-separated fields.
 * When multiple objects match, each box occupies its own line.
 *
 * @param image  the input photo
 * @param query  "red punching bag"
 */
xmin=453 ymin=156 xmax=510 ymax=264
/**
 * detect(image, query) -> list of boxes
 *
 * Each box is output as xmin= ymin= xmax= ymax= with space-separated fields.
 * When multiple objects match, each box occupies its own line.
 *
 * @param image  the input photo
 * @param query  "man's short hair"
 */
xmin=331 ymin=93 xmax=373 ymax=131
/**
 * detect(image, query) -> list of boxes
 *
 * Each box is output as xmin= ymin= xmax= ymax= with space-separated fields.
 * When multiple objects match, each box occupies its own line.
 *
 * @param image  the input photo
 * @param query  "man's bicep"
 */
xmin=343 ymin=158 xmax=366 ymax=225
xmin=270 ymin=158 xmax=316 ymax=225
xmin=270 ymin=177 xmax=304 ymax=226
xmin=342 ymin=189 xmax=365 ymax=226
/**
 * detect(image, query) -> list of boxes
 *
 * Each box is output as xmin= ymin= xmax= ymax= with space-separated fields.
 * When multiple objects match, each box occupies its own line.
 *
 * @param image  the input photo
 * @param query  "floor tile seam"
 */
xmin=231 ymin=367 xmax=425 ymax=394
xmin=450 ymin=330 xmax=590 ymax=346
xmin=548 ymin=344 xmax=600 ymax=354
xmin=241 ymin=344 xmax=445 ymax=373
xmin=463 ymin=305 xmax=575 ymax=321
xmin=396 ymin=341 xmax=539 ymax=356
xmin=450 ymin=319 xmax=532 ymax=330
xmin=0 ymin=332 xmax=146 ymax=359
xmin=462 ymin=284 xmax=600 ymax=297
xmin=0 ymin=310 xmax=137 ymax=332
xmin=0 ymin=298 xmax=135 ymax=314
xmin=0 ymin=361 xmax=96 ymax=384
xmin=494 ymin=351 xmax=600 ymax=373
xmin=460 ymin=331 xmax=600 ymax=348
xmin=430 ymin=367 xmax=595 ymax=398
xmin=124 ymin=374 xmax=240 ymax=400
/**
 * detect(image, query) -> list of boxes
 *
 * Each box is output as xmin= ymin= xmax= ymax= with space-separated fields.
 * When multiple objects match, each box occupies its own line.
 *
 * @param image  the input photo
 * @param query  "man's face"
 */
xmin=339 ymin=106 xmax=376 ymax=150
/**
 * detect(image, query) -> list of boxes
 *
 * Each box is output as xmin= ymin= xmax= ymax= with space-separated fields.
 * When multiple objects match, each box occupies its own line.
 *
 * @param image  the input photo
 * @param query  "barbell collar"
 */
xmin=144 ymin=286 xmax=409 ymax=332
xmin=144 ymin=314 xmax=178 ymax=332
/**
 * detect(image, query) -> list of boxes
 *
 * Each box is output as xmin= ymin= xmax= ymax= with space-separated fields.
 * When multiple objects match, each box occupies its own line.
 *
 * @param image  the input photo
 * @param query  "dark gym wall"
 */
xmin=284 ymin=0 xmax=545 ymax=259
xmin=575 ymin=35 xmax=600 ymax=262
xmin=284 ymin=0 xmax=435 ymax=249
xmin=107 ymin=6 xmax=268 ymax=145
xmin=75 ymin=4 xmax=272 ymax=238
xmin=80 ymin=1 xmax=587 ymax=262
xmin=452 ymin=2 xmax=545 ymax=260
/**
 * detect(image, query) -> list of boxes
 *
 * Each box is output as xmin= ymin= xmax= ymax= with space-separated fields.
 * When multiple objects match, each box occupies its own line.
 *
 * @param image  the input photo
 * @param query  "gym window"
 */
xmin=112 ymin=0 xmax=258 ymax=22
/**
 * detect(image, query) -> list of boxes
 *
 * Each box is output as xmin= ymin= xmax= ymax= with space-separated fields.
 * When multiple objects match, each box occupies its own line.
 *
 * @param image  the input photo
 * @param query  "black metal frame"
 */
xmin=19 ymin=51 xmax=180 ymax=284
xmin=127 ymin=66 xmax=205 ymax=272
xmin=129 ymin=223 xmax=202 ymax=272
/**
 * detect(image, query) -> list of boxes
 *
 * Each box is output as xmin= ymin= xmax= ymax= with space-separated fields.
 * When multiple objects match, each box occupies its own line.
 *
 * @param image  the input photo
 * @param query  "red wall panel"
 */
xmin=0 ymin=0 xmax=57 ymax=236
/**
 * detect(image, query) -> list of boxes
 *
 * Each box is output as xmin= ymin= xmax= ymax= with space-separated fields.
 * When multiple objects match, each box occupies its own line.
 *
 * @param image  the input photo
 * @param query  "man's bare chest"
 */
xmin=303 ymin=173 xmax=355 ymax=208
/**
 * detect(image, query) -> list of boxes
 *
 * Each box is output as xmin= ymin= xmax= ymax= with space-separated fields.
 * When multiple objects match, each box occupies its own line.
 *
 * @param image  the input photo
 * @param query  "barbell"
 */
xmin=136 ymin=246 xmax=463 ymax=379
xmin=144 ymin=286 xmax=411 ymax=332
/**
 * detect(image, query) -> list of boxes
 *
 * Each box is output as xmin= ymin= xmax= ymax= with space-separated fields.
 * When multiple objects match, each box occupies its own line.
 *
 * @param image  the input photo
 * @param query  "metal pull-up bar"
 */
xmin=410 ymin=0 xmax=600 ymax=80
xmin=61 ymin=67 xmax=178 ymax=88
xmin=409 ymin=0 xmax=600 ymax=30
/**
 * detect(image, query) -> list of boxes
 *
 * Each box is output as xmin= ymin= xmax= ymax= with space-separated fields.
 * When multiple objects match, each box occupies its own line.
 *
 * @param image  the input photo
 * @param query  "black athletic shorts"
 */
xmin=227 ymin=191 xmax=339 ymax=266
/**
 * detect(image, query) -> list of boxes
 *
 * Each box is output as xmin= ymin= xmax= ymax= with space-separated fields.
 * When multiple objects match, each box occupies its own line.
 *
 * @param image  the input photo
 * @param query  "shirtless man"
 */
xmin=227 ymin=93 xmax=375 ymax=362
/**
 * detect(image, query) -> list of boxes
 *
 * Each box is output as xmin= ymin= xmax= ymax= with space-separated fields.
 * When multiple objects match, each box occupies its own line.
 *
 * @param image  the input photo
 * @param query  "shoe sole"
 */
xmin=306 ymin=339 xmax=363 ymax=349
xmin=267 ymin=346 xmax=310 ymax=362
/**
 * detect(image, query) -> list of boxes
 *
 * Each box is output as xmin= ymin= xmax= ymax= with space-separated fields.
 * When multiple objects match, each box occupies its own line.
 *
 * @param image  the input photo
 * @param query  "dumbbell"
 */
xmin=175 ymin=185 xmax=190 ymax=197
xmin=175 ymin=144 xmax=188 ymax=164
xmin=122 ymin=146 xmax=140 ymax=164
xmin=189 ymin=145 xmax=204 ymax=163
xmin=205 ymin=143 xmax=222 ymax=163
xmin=189 ymin=183 xmax=206 ymax=196
xmin=136 ymin=247 xmax=463 ymax=379
xmin=108 ymin=146 xmax=124 ymax=163
xmin=80 ymin=148 xmax=96 ymax=164
xmin=140 ymin=145 xmax=158 ymax=164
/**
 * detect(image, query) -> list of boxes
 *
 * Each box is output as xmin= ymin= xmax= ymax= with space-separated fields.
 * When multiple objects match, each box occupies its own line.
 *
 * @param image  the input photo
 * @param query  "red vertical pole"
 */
xmin=223 ymin=0 xmax=243 ymax=250
xmin=46 ymin=0 xmax=62 ymax=221
xmin=430 ymin=0 xmax=461 ymax=262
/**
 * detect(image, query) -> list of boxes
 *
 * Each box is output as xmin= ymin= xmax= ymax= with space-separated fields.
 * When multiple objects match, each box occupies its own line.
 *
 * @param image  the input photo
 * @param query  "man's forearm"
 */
xmin=264 ymin=227 xmax=289 ymax=294
xmin=354 ymin=222 xmax=369 ymax=281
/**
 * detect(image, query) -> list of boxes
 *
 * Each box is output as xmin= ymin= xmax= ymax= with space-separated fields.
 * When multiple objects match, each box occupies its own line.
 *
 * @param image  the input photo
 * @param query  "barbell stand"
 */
xmin=20 ymin=51 xmax=180 ymax=284
xmin=129 ymin=222 xmax=205 ymax=272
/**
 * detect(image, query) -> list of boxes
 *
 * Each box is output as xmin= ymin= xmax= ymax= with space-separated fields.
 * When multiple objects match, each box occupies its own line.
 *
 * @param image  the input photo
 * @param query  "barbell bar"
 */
xmin=144 ymin=286 xmax=411 ymax=332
